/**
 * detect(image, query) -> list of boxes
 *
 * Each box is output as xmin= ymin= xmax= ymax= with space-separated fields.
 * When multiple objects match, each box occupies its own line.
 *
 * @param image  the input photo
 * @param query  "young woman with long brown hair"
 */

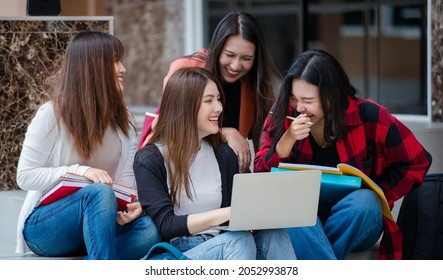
xmin=16 ymin=31 xmax=160 ymax=259
xmin=134 ymin=67 xmax=295 ymax=260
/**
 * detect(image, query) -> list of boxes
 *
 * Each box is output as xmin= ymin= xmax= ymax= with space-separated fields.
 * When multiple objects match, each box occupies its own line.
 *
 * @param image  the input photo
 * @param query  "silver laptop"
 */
xmin=214 ymin=170 xmax=321 ymax=231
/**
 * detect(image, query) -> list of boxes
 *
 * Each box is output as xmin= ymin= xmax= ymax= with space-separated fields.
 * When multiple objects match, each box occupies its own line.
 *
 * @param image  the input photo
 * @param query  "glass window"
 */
xmin=203 ymin=0 xmax=428 ymax=116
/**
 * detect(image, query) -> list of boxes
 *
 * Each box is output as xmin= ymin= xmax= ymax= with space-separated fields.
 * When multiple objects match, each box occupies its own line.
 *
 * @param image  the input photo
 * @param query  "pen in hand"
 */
xmin=286 ymin=116 xmax=313 ymax=125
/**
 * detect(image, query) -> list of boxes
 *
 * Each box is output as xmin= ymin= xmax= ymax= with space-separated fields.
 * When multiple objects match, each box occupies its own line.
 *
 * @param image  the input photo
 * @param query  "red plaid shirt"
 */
xmin=254 ymin=97 xmax=432 ymax=259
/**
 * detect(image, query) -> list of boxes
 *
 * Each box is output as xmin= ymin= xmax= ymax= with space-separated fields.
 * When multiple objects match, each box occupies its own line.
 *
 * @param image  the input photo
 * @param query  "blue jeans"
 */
xmin=285 ymin=189 xmax=383 ymax=260
xmin=23 ymin=183 xmax=161 ymax=260
xmin=171 ymin=229 xmax=296 ymax=260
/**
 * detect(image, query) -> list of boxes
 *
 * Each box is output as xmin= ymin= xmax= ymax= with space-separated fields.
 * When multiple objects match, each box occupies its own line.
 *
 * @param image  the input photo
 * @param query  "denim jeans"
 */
xmin=23 ymin=183 xmax=161 ymax=260
xmin=285 ymin=189 xmax=383 ymax=260
xmin=171 ymin=229 xmax=296 ymax=260
xmin=253 ymin=229 xmax=297 ymax=260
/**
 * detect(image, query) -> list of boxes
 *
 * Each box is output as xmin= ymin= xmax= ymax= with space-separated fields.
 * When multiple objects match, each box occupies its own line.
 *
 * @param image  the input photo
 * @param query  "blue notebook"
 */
xmin=271 ymin=167 xmax=362 ymax=204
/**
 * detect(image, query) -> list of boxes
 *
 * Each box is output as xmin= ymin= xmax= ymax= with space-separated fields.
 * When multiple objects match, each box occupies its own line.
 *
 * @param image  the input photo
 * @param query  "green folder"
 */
xmin=271 ymin=167 xmax=362 ymax=204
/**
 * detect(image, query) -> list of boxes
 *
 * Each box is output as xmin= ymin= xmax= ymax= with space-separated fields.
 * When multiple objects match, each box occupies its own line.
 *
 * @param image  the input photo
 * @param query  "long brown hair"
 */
xmin=149 ymin=67 xmax=225 ymax=206
xmin=52 ymin=31 xmax=132 ymax=159
xmin=206 ymin=11 xmax=279 ymax=150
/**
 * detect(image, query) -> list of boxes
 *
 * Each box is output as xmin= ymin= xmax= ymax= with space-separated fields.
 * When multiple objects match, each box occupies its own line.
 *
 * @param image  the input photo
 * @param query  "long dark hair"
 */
xmin=206 ymin=11 xmax=279 ymax=150
xmin=269 ymin=49 xmax=357 ymax=144
xmin=52 ymin=31 xmax=132 ymax=159
xmin=149 ymin=67 xmax=225 ymax=206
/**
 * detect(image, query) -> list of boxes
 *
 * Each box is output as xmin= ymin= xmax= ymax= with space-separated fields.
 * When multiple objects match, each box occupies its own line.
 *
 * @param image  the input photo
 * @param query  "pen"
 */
xmin=286 ymin=116 xmax=313 ymax=125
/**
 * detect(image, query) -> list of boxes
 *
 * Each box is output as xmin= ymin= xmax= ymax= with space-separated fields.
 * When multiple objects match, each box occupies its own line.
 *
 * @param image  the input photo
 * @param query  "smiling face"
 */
xmin=290 ymin=79 xmax=324 ymax=125
xmin=114 ymin=60 xmax=126 ymax=92
xmin=197 ymin=80 xmax=223 ymax=139
xmin=218 ymin=34 xmax=255 ymax=84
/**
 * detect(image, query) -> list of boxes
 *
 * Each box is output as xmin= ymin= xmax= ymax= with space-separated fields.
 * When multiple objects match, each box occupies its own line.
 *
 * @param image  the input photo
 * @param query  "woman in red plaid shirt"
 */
xmin=254 ymin=49 xmax=432 ymax=260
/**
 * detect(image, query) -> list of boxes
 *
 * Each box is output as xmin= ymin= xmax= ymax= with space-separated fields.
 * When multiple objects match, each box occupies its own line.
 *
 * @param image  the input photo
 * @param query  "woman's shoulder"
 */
xmin=36 ymin=101 xmax=55 ymax=114
xmin=163 ymin=49 xmax=208 ymax=89
xmin=30 ymin=101 xmax=57 ymax=126
xmin=357 ymin=97 xmax=386 ymax=111
xmin=134 ymin=143 xmax=164 ymax=165
xmin=171 ymin=49 xmax=207 ymax=69
xmin=356 ymin=97 xmax=395 ymax=125
xmin=136 ymin=143 xmax=160 ymax=157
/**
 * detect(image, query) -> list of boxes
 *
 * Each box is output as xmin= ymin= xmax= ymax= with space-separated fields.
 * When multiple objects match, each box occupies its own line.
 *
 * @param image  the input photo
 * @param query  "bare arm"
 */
xmin=187 ymin=207 xmax=231 ymax=235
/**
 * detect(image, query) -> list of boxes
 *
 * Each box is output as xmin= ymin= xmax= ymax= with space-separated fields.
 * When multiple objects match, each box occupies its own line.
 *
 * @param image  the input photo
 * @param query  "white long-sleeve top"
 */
xmin=15 ymin=102 xmax=137 ymax=254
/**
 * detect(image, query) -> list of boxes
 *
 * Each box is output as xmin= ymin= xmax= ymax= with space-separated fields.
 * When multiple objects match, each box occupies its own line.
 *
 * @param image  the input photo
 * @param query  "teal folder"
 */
xmin=271 ymin=167 xmax=362 ymax=204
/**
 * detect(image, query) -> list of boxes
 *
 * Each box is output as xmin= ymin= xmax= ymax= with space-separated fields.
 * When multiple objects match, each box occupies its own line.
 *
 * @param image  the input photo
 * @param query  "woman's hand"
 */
xmin=83 ymin=168 xmax=113 ymax=185
xmin=187 ymin=207 xmax=231 ymax=234
xmin=116 ymin=201 xmax=143 ymax=225
xmin=222 ymin=128 xmax=251 ymax=172
xmin=276 ymin=114 xmax=312 ymax=158
xmin=286 ymin=114 xmax=312 ymax=141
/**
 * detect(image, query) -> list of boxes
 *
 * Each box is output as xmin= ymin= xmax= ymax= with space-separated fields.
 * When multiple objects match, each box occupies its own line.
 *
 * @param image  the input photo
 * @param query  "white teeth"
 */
xmin=209 ymin=117 xmax=218 ymax=121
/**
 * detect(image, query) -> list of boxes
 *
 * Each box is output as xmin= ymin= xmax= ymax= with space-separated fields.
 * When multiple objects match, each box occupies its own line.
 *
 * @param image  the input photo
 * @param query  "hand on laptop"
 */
xmin=187 ymin=207 xmax=231 ymax=234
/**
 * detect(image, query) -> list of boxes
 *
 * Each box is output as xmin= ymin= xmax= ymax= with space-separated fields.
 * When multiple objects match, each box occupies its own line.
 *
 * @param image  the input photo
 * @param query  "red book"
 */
xmin=40 ymin=173 xmax=137 ymax=211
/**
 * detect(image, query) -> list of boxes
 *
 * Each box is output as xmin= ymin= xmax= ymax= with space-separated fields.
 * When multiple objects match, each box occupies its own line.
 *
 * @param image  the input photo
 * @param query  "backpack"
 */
xmin=397 ymin=174 xmax=443 ymax=259
xmin=141 ymin=242 xmax=191 ymax=260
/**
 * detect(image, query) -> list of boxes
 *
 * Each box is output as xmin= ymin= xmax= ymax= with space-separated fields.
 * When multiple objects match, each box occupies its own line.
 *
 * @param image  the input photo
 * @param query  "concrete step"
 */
xmin=0 ymin=190 xmax=26 ymax=258
xmin=0 ymin=190 xmax=81 ymax=259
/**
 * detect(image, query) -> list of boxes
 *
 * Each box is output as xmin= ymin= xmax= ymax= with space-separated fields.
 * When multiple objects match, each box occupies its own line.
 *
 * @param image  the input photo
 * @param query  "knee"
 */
xmin=255 ymin=229 xmax=293 ymax=251
xmin=85 ymin=183 xmax=114 ymax=195
xmin=254 ymin=229 xmax=297 ymax=260
xmin=256 ymin=229 xmax=291 ymax=243
xmin=135 ymin=215 xmax=162 ymax=242
xmin=82 ymin=183 xmax=116 ymax=208
xmin=223 ymin=231 xmax=256 ymax=251
xmin=337 ymin=189 xmax=382 ymax=222
xmin=354 ymin=189 xmax=381 ymax=214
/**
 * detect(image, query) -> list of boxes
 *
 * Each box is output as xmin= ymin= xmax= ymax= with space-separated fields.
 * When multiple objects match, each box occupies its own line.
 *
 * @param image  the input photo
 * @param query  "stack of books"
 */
xmin=272 ymin=163 xmax=392 ymax=220
xmin=40 ymin=173 xmax=137 ymax=211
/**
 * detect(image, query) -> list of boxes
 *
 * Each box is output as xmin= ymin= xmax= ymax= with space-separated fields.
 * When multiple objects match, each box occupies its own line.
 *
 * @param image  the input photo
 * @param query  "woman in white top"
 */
xmin=15 ymin=31 xmax=160 ymax=259
xmin=133 ymin=67 xmax=296 ymax=259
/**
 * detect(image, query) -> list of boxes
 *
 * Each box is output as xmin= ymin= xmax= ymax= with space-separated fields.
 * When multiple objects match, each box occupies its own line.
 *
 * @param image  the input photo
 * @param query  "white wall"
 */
xmin=407 ymin=122 xmax=443 ymax=174
xmin=0 ymin=0 xmax=26 ymax=16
